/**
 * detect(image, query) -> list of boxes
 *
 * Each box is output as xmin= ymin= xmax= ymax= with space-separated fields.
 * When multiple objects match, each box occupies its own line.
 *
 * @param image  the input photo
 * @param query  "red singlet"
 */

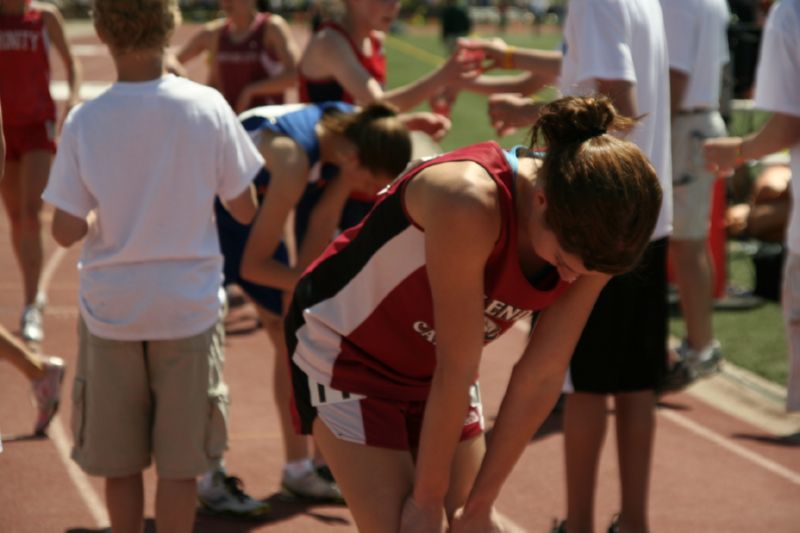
xmin=0 ymin=6 xmax=55 ymax=125
xmin=299 ymin=22 xmax=387 ymax=104
xmin=216 ymin=12 xmax=285 ymax=108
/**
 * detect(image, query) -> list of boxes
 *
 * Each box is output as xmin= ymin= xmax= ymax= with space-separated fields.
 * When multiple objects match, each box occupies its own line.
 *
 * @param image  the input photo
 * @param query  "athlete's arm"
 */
xmin=176 ymin=21 xmax=222 ymax=87
xmin=462 ymin=71 xmax=551 ymax=96
xmin=301 ymin=28 xmax=385 ymax=104
xmin=175 ymin=21 xmax=217 ymax=64
xmin=221 ymin=183 xmax=258 ymax=225
xmin=451 ymin=274 xmax=609 ymax=530
xmin=235 ymin=15 xmax=300 ymax=113
xmin=295 ymin=176 xmax=352 ymax=272
xmin=302 ymin=29 xmax=474 ymax=112
xmin=240 ymin=135 xmax=310 ymax=292
xmin=487 ymin=93 xmax=547 ymax=137
xmin=41 ymin=3 xmax=82 ymax=121
xmin=399 ymin=162 xmax=500 ymax=531
xmin=458 ymin=37 xmax=563 ymax=80
xmin=705 ymin=113 xmax=800 ymax=175
xmin=51 ymin=208 xmax=88 ymax=248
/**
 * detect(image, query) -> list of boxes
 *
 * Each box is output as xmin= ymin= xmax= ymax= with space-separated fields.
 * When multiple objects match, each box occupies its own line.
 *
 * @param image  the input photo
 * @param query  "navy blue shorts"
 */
xmin=215 ymin=199 xmax=288 ymax=315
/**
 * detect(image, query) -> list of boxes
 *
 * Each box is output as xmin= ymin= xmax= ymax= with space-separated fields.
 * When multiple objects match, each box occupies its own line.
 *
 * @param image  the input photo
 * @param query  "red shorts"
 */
xmin=3 ymin=122 xmax=57 ymax=161
xmin=291 ymin=362 xmax=484 ymax=451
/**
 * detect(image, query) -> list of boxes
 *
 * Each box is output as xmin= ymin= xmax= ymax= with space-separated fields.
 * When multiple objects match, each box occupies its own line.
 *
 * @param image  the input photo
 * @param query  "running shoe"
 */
xmin=659 ymin=339 xmax=722 ymax=394
xmin=32 ymin=356 xmax=66 ymax=435
xmin=315 ymin=464 xmax=335 ymax=483
xmin=20 ymin=303 xmax=44 ymax=343
xmin=197 ymin=470 xmax=270 ymax=517
xmin=607 ymin=513 xmax=621 ymax=533
xmin=682 ymin=339 xmax=723 ymax=380
xmin=281 ymin=468 xmax=345 ymax=504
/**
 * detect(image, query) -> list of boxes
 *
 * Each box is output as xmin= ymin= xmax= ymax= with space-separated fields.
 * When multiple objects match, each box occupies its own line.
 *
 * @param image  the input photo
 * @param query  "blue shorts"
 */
xmin=215 ymin=199 xmax=288 ymax=315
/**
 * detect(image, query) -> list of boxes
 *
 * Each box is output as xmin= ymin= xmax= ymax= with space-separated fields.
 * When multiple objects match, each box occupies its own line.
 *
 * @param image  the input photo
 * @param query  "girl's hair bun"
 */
xmin=534 ymin=96 xmax=632 ymax=146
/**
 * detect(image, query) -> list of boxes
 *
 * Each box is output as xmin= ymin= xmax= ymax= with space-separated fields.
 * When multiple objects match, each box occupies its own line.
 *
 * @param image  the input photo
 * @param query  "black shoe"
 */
xmin=608 ymin=513 xmax=620 ymax=533
xmin=551 ymin=519 xmax=567 ymax=533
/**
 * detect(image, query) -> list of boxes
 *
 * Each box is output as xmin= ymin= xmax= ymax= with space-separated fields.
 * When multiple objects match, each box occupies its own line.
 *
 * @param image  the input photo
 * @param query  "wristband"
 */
xmin=502 ymin=46 xmax=516 ymax=70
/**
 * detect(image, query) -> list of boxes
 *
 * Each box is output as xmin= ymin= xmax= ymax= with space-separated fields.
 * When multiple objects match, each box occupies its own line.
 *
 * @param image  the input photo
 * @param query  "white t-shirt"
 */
xmin=43 ymin=75 xmax=264 ymax=340
xmin=661 ymin=0 xmax=730 ymax=110
xmin=754 ymin=0 xmax=800 ymax=253
xmin=558 ymin=0 xmax=672 ymax=240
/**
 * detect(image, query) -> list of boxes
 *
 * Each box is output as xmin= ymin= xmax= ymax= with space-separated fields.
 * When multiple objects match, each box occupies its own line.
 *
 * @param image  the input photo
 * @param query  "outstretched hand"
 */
xmin=456 ymin=37 xmax=509 ymax=73
xmin=703 ymin=137 xmax=743 ymax=177
xmin=401 ymin=111 xmax=452 ymax=141
xmin=439 ymin=43 xmax=487 ymax=87
xmin=487 ymin=94 xmax=543 ymax=137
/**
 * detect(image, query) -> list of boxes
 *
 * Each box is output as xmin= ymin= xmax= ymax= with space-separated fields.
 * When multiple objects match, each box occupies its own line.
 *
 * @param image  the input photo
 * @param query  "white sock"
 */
xmin=283 ymin=458 xmax=314 ymax=479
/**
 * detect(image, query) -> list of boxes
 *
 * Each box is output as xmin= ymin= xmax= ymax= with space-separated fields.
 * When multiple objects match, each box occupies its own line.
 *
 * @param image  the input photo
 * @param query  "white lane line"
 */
xmin=70 ymin=44 xmax=108 ymax=56
xmin=41 ymin=247 xmax=110 ymax=528
xmin=49 ymin=418 xmax=110 ymax=528
xmin=50 ymin=81 xmax=111 ymax=102
xmin=661 ymin=409 xmax=800 ymax=486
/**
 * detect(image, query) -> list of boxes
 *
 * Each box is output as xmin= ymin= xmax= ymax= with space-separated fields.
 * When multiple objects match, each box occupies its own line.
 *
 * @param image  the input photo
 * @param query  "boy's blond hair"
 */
xmin=92 ymin=0 xmax=180 ymax=53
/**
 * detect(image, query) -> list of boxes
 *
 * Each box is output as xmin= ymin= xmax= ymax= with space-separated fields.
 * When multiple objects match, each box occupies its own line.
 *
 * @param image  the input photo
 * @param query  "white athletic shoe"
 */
xmin=197 ymin=470 xmax=270 ymax=517
xmin=679 ymin=339 xmax=723 ymax=380
xmin=20 ymin=303 xmax=44 ymax=343
xmin=281 ymin=467 xmax=344 ymax=503
xmin=32 ymin=356 xmax=65 ymax=435
xmin=659 ymin=339 xmax=722 ymax=394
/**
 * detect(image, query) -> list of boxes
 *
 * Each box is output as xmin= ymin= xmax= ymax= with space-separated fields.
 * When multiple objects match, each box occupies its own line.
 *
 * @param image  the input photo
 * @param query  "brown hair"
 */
xmin=92 ymin=0 xmax=180 ymax=53
xmin=320 ymin=102 xmax=412 ymax=178
xmin=531 ymin=96 xmax=662 ymax=274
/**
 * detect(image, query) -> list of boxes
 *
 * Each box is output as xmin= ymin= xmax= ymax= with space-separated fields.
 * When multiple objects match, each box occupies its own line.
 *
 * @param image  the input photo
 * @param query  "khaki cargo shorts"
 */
xmin=671 ymin=110 xmax=727 ymax=240
xmin=71 ymin=318 xmax=228 ymax=479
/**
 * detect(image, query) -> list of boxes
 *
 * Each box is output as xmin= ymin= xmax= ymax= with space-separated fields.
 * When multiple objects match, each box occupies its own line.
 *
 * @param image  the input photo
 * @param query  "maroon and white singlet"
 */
xmin=215 ymin=12 xmax=285 ymax=108
xmin=286 ymin=142 xmax=569 ymax=403
xmin=0 ymin=6 xmax=55 ymax=126
xmin=298 ymin=21 xmax=387 ymax=104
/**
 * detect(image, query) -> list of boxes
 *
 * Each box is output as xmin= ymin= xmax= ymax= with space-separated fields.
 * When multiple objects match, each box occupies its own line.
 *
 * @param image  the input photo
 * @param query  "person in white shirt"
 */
xmin=661 ymin=0 xmax=730 ymax=388
xmin=41 ymin=1 xmax=262 ymax=532
xmin=458 ymin=0 xmax=672 ymax=530
xmin=705 ymin=0 xmax=800 ymax=414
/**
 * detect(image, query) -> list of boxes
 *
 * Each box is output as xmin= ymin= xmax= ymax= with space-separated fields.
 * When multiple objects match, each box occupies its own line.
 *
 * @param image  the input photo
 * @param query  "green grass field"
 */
xmin=383 ymin=27 xmax=788 ymax=387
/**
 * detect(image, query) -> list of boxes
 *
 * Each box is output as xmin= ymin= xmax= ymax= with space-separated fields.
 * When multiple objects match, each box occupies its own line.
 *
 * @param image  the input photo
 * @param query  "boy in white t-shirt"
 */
xmin=660 ymin=0 xmax=730 ymax=388
xmin=705 ymin=0 xmax=800 ymax=413
xmin=41 ymin=1 xmax=262 ymax=532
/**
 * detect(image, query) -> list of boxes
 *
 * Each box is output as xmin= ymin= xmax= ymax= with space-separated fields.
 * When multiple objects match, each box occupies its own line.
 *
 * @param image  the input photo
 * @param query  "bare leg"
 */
xmin=670 ymin=239 xmax=714 ymax=351
xmin=563 ymin=392 xmax=608 ymax=533
xmin=156 ymin=478 xmax=197 ymax=533
xmin=105 ymin=474 xmax=144 ymax=533
xmin=0 ymin=324 xmax=43 ymax=380
xmin=313 ymin=417 xmax=415 ymax=533
xmin=614 ymin=391 xmax=656 ymax=533
xmin=256 ymin=305 xmax=311 ymax=463
xmin=0 ymin=150 xmax=50 ymax=306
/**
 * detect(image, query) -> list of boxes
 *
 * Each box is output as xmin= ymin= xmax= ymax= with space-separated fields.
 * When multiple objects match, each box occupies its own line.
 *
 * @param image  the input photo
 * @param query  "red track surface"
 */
xmin=0 ymin=21 xmax=798 ymax=533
